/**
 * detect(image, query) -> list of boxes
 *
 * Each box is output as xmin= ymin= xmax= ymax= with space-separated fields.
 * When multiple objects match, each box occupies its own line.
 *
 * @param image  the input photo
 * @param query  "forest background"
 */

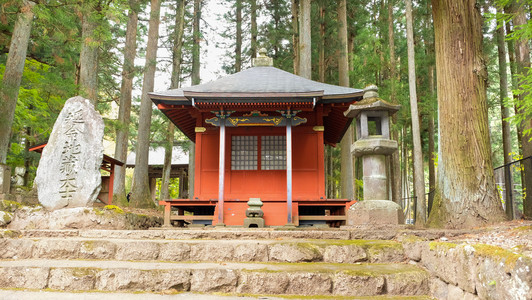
xmin=1 ymin=0 xmax=531 ymax=228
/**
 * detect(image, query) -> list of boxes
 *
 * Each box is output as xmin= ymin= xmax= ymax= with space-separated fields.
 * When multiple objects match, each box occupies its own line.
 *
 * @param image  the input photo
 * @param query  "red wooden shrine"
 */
xmin=150 ymin=54 xmax=362 ymax=227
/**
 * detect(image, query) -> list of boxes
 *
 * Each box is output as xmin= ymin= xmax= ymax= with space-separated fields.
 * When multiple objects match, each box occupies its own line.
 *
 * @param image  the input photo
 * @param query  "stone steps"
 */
xmin=0 ymin=237 xmax=405 ymax=263
xmin=0 ymin=259 xmax=429 ymax=297
xmin=0 ymin=228 xmax=434 ymax=298
xmin=0 ymin=290 xmax=434 ymax=300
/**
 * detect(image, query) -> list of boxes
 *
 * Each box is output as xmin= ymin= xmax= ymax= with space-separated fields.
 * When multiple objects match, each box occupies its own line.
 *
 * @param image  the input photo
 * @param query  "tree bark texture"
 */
xmin=113 ymin=0 xmax=140 ymax=206
xmin=160 ymin=122 xmax=175 ymax=200
xmin=318 ymin=4 xmax=325 ymax=83
xmin=298 ymin=0 xmax=311 ymax=79
xmin=495 ymin=8 xmax=514 ymax=219
xmin=513 ymin=2 xmax=532 ymax=219
xmin=235 ymin=0 xmax=242 ymax=73
xmin=250 ymin=0 xmax=257 ymax=59
xmin=405 ymin=0 xmax=426 ymax=225
xmin=0 ymin=0 xmax=34 ymax=165
xmin=337 ymin=0 xmax=353 ymax=200
xmin=130 ymin=0 xmax=161 ymax=208
xmin=428 ymin=0 xmax=506 ymax=228
xmin=191 ymin=0 xmax=201 ymax=85
xmin=79 ymin=3 xmax=99 ymax=106
xmin=291 ymin=0 xmax=299 ymax=75
xmin=170 ymin=0 xmax=186 ymax=89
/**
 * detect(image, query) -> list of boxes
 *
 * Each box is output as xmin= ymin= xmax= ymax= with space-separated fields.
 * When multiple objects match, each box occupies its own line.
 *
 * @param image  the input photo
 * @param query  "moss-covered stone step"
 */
xmin=0 ymin=237 xmax=405 ymax=263
xmin=0 ymin=260 xmax=429 ymax=296
xmin=0 ymin=289 xmax=434 ymax=300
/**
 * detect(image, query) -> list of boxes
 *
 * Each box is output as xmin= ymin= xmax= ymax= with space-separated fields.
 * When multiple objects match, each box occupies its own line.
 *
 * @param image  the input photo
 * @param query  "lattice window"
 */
xmin=231 ymin=136 xmax=258 ymax=170
xmin=261 ymin=136 xmax=286 ymax=170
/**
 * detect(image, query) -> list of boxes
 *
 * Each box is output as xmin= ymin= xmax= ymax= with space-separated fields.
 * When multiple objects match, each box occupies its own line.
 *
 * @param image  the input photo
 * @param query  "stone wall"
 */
xmin=402 ymin=238 xmax=532 ymax=300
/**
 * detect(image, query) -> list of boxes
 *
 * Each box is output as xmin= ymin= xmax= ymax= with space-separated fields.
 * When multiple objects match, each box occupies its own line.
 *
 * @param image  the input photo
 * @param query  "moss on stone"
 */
xmin=241 ymin=262 xmax=424 ymax=276
xmin=472 ymin=244 xmax=523 ymax=269
xmin=103 ymin=205 xmax=125 ymax=214
xmin=0 ymin=229 xmax=20 ymax=238
xmin=429 ymin=241 xmax=458 ymax=251
xmin=0 ymin=200 xmax=22 ymax=212
xmin=399 ymin=234 xmax=427 ymax=243
xmin=71 ymin=267 xmax=98 ymax=277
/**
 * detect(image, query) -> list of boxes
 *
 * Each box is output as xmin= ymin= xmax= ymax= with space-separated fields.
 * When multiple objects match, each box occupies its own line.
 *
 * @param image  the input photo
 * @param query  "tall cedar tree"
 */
xmin=513 ymin=1 xmax=532 ymax=219
xmin=338 ymin=0 xmax=354 ymax=200
xmin=405 ymin=0 xmax=426 ymax=224
xmin=161 ymin=0 xmax=187 ymax=200
xmin=298 ymin=0 xmax=311 ymax=79
xmin=113 ymin=0 xmax=140 ymax=206
xmin=79 ymin=1 xmax=100 ymax=106
xmin=130 ymin=0 xmax=161 ymax=208
xmin=0 ymin=0 xmax=34 ymax=165
xmin=428 ymin=0 xmax=506 ymax=228
xmin=189 ymin=0 xmax=202 ymax=197
xmin=495 ymin=6 xmax=514 ymax=219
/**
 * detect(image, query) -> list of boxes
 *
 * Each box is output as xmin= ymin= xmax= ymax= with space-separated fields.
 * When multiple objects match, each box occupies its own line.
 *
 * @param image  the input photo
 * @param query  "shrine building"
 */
xmin=150 ymin=50 xmax=363 ymax=227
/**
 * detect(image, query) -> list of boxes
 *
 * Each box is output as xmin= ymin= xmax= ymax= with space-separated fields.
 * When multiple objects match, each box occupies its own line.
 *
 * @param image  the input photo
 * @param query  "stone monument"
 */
xmin=344 ymin=85 xmax=404 ymax=225
xmin=35 ymin=96 xmax=104 ymax=210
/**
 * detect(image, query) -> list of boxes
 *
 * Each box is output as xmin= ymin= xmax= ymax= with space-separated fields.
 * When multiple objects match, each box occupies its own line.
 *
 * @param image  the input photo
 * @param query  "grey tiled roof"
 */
xmin=150 ymin=66 xmax=362 ymax=100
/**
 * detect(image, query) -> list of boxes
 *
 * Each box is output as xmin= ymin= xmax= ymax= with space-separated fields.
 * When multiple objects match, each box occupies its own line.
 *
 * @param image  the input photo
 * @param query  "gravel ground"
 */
xmin=444 ymin=220 xmax=532 ymax=257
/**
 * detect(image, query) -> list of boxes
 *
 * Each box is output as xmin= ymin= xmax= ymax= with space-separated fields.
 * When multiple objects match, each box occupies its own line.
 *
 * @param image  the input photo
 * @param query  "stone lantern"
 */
xmin=343 ymin=85 xmax=404 ymax=225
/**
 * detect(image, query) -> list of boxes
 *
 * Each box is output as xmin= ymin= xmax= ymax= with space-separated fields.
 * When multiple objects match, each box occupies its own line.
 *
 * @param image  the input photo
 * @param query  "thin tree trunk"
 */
xmin=235 ymin=0 xmax=242 ymax=72
xmin=298 ymin=0 xmax=311 ymax=79
xmin=250 ymin=0 xmax=257 ymax=59
xmin=170 ymin=0 xmax=186 ymax=89
xmin=513 ymin=2 xmax=532 ymax=219
xmin=191 ymin=0 xmax=201 ymax=85
xmin=291 ymin=0 xmax=299 ymax=75
xmin=388 ymin=0 xmax=401 ymax=205
xmin=337 ymin=0 xmax=353 ymax=200
xmin=405 ymin=0 xmax=426 ymax=225
xmin=426 ymin=0 xmax=436 ymax=213
xmin=130 ymin=0 xmax=161 ymax=208
xmin=318 ymin=3 xmax=325 ymax=83
xmin=79 ymin=4 xmax=99 ymax=106
xmin=160 ymin=123 xmax=175 ymax=200
xmin=428 ymin=0 xmax=506 ymax=228
xmin=0 ymin=0 xmax=34 ymax=165
xmin=160 ymin=0 xmax=187 ymax=202
xmin=113 ymin=0 xmax=140 ymax=206
xmin=496 ymin=7 xmax=514 ymax=219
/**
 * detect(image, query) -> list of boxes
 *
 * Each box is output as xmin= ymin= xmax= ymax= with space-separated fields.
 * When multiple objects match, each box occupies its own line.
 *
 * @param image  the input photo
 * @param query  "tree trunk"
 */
xmin=298 ymin=0 xmax=311 ymax=79
xmin=0 ymin=0 xmax=34 ymax=165
xmin=191 ymin=0 xmax=201 ymax=85
xmin=428 ymin=0 xmax=506 ymax=228
xmin=160 ymin=0 xmax=187 ymax=202
xmin=388 ymin=0 xmax=401 ymax=205
xmin=291 ymin=0 xmax=299 ymax=75
xmin=337 ymin=0 xmax=353 ymax=200
xmin=250 ymin=0 xmax=257 ymax=59
xmin=113 ymin=0 xmax=140 ymax=206
xmin=160 ymin=122 xmax=175 ymax=200
xmin=495 ymin=7 xmax=514 ymax=219
xmin=79 ymin=3 xmax=99 ymax=106
xmin=235 ymin=0 xmax=242 ymax=72
xmin=318 ymin=3 xmax=325 ymax=83
xmin=513 ymin=2 xmax=532 ymax=219
xmin=130 ymin=0 xmax=161 ymax=208
xmin=170 ymin=0 xmax=186 ymax=89
xmin=405 ymin=0 xmax=426 ymax=225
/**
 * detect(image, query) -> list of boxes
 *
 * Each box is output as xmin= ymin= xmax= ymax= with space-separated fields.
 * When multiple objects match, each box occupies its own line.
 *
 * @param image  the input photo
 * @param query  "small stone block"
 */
xmin=244 ymin=218 xmax=265 ymax=228
xmin=0 ymin=164 xmax=11 ymax=194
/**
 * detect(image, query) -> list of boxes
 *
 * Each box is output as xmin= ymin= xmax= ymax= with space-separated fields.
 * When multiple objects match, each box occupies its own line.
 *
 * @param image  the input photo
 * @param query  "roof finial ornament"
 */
xmin=363 ymin=84 xmax=379 ymax=99
xmin=252 ymin=48 xmax=273 ymax=67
